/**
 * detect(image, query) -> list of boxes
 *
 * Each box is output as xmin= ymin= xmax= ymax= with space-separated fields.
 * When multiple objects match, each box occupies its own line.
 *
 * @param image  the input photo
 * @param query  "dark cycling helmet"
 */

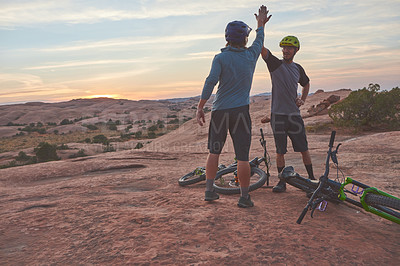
xmin=280 ymin=35 xmax=300 ymax=50
xmin=225 ymin=21 xmax=252 ymax=44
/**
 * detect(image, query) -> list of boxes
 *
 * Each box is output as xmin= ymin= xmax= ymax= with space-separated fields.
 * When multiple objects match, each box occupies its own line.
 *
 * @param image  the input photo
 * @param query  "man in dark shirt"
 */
xmin=261 ymin=36 xmax=315 ymax=192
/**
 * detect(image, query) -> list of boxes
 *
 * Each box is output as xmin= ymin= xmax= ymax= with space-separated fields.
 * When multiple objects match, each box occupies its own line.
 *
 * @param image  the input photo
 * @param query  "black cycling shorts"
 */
xmin=270 ymin=113 xmax=308 ymax=154
xmin=208 ymin=105 xmax=251 ymax=161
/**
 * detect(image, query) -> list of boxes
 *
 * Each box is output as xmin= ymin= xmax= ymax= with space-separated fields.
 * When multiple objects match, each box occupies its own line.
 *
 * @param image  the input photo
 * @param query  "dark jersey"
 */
xmin=263 ymin=49 xmax=309 ymax=115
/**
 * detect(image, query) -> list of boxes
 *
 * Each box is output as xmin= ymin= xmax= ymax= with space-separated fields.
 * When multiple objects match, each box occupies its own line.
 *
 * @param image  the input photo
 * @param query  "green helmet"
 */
xmin=280 ymin=36 xmax=300 ymax=49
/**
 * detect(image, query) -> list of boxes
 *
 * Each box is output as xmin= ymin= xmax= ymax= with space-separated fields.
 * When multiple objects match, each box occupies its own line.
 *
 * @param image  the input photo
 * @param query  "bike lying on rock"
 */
xmin=280 ymin=131 xmax=400 ymax=225
xmin=178 ymin=128 xmax=272 ymax=194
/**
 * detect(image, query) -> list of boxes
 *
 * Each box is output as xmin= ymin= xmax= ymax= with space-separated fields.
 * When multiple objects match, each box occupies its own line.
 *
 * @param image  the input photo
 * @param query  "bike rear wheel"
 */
xmin=178 ymin=168 xmax=206 ymax=186
xmin=213 ymin=166 xmax=267 ymax=195
xmin=285 ymin=176 xmax=317 ymax=194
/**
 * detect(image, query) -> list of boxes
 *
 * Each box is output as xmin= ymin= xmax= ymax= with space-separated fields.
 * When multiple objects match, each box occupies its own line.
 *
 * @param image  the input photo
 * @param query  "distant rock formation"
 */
xmin=307 ymin=95 xmax=341 ymax=116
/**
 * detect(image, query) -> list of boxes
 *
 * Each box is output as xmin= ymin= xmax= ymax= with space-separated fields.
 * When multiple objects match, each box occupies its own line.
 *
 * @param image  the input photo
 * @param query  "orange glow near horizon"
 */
xmin=82 ymin=94 xmax=120 ymax=99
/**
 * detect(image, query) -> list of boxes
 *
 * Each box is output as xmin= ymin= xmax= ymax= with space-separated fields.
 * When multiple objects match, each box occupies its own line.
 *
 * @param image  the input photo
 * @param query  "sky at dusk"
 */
xmin=1 ymin=0 xmax=399 ymax=105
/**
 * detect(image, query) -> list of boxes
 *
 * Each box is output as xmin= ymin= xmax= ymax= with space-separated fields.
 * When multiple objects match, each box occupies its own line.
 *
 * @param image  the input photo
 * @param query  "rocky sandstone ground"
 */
xmin=1 ymin=90 xmax=399 ymax=264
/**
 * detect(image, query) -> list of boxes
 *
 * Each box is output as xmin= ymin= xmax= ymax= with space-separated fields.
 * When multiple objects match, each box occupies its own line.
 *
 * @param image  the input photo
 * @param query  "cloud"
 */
xmin=0 ymin=0 xmax=261 ymax=28
xmin=60 ymin=68 xmax=158 ymax=84
xmin=24 ymin=59 xmax=145 ymax=70
xmin=34 ymin=34 xmax=221 ymax=52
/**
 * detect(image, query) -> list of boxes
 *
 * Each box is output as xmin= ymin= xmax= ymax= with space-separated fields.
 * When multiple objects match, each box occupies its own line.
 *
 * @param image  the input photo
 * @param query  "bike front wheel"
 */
xmin=213 ymin=166 xmax=267 ymax=195
xmin=364 ymin=193 xmax=400 ymax=215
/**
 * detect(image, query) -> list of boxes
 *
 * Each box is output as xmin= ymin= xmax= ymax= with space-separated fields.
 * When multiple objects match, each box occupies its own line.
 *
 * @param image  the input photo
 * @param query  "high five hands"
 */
xmin=255 ymin=5 xmax=272 ymax=27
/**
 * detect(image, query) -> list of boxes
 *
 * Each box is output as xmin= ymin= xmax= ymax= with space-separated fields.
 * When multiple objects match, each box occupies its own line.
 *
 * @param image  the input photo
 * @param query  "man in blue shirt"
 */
xmin=196 ymin=5 xmax=271 ymax=208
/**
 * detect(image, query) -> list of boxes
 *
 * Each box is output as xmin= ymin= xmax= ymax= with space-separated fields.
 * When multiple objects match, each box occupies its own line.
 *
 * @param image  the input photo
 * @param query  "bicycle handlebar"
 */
xmin=297 ymin=130 xmax=337 ymax=224
xmin=329 ymin=130 xmax=336 ymax=148
xmin=297 ymin=206 xmax=309 ymax=224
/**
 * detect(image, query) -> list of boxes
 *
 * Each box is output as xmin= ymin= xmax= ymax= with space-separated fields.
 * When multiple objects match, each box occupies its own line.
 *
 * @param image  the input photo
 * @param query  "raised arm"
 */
xmin=256 ymin=5 xmax=271 ymax=59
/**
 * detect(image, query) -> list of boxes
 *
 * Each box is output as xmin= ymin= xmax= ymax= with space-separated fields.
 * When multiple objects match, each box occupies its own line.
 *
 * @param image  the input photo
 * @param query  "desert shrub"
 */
xmin=20 ymin=125 xmax=46 ymax=134
xmin=85 ymin=124 xmax=98 ymax=130
xmin=103 ymin=144 xmax=116 ymax=153
xmin=69 ymin=149 xmax=87 ymax=158
xmin=148 ymin=125 xmax=158 ymax=132
xmin=84 ymin=138 xmax=91 ymax=143
xmin=20 ymin=125 xmax=33 ymax=132
xmin=57 ymin=144 xmax=69 ymax=150
xmin=60 ymin=119 xmax=73 ymax=125
xmin=135 ymin=142 xmax=144 ymax=149
xmin=120 ymin=133 xmax=132 ymax=141
xmin=108 ymin=124 xmax=117 ymax=130
xmin=6 ymin=122 xmax=26 ymax=126
xmin=147 ymin=132 xmax=156 ymax=138
xmin=37 ymin=128 xmax=46 ymax=134
xmin=167 ymin=118 xmax=180 ymax=124
xmin=134 ymin=131 xmax=142 ymax=138
xmin=34 ymin=142 xmax=60 ymax=162
xmin=93 ymin=134 xmax=109 ymax=145
xmin=15 ymin=151 xmax=30 ymax=161
xmin=0 ymin=161 xmax=17 ymax=169
xmin=329 ymin=84 xmax=400 ymax=130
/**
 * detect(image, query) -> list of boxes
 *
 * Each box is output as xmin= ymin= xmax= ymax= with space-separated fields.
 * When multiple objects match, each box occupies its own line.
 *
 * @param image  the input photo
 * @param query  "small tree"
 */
xmin=135 ymin=131 xmax=142 ymax=138
xmin=329 ymin=84 xmax=400 ymax=130
xmin=15 ymin=151 xmax=30 ymax=161
xmin=85 ymin=124 xmax=98 ymax=130
xmin=60 ymin=119 xmax=73 ymax=125
xmin=148 ymin=125 xmax=158 ymax=132
xmin=108 ymin=124 xmax=117 ymax=131
xmin=93 ymin=134 xmax=109 ymax=145
xmin=34 ymin=142 xmax=59 ymax=162
xmin=135 ymin=142 xmax=144 ymax=149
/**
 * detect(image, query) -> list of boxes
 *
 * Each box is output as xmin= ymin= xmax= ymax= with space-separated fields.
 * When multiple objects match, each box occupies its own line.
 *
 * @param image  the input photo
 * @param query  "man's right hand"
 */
xmin=196 ymin=108 xmax=205 ymax=126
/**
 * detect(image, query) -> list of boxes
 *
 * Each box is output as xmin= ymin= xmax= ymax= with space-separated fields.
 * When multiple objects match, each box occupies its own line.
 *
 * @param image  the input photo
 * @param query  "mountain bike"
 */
xmin=212 ymin=128 xmax=272 ymax=194
xmin=280 ymin=131 xmax=400 ymax=225
xmin=178 ymin=128 xmax=272 ymax=194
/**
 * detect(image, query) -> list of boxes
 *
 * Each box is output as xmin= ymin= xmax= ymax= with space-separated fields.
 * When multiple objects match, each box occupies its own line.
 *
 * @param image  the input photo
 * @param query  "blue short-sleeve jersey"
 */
xmin=201 ymin=27 xmax=264 ymax=111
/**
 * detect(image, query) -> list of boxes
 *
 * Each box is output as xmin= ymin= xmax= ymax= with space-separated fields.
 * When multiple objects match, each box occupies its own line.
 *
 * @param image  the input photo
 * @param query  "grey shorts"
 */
xmin=270 ymin=114 xmax=308 ymax=154
xmin=208 ymin=105 xmax=251 ymax=161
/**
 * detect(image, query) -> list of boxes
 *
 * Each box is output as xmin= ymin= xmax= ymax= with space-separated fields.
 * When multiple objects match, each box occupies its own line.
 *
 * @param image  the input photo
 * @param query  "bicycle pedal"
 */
xmin=351 ymin=185 xmax=364 ymax=195
xmin=317 ymin=201 xmax=328 ymax=212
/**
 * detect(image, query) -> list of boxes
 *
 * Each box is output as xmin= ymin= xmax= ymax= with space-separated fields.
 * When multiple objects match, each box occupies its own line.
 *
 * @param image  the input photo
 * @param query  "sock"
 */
xmin=277 ymin=166 xmax=285 ymax=185
xmin=206 ymin=179 xmax=214 ymax=192
xmin=305 ymin=164 xmax=315 ymax=180
xmin=277 ymin=166 xmax=284 ymax=173
xmin=240 ymin=187 xmax=249 ymax=198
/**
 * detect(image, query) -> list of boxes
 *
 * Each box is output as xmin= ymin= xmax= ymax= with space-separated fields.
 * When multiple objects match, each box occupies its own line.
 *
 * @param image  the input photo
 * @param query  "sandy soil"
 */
xmin=1 ymin=129 xmax=399 ymax=264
